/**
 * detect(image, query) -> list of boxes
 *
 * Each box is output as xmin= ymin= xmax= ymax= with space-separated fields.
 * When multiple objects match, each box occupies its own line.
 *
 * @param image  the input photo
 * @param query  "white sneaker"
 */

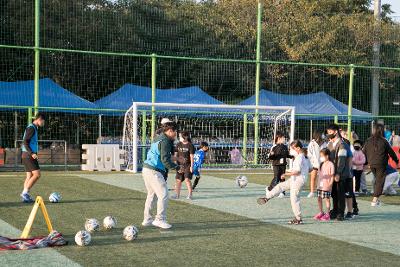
xmin=152 ymin=219 xmax=172 ymax=229
xmin=278 ymin=192 xmax=285 ymax=198
xmin=186 ymin=195 xmax=192 ymax=200
xmin=371 ymin=200 xmax=381 ymax=207
xmin=307 ymin=192 xmax=315 ymax=198
xmin=170 ymin=195 xmax=179 ymax=200
xmin=141 ymin=218 xmax=154 ymax=226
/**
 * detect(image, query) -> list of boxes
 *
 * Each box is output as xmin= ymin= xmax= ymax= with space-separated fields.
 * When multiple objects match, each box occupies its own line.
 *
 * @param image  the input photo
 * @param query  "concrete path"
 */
xmin=78 ymin=173 xmax=400 ymax=256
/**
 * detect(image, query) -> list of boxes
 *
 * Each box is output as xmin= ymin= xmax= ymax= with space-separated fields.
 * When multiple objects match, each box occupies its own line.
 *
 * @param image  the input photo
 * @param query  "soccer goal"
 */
xmin=122 ymin=102 xmax=295 ymax=173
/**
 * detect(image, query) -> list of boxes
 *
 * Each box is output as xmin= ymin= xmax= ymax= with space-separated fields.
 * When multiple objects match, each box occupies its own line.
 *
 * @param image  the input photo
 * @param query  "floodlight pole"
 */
xmin=347 ymin=64 xmax=355 ymax=143
xmin=151 ymin=54 xmax=157 ymax=140
xmin=371 ymin=0 xmax=381 ymax=117
xmin=34 ymin=0 xmax=40 ymax=117
xmin=254 ymin=1 xmax=262 ymax=164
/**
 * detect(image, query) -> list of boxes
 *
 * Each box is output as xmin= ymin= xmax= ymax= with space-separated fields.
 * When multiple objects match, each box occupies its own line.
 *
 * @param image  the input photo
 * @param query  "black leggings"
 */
xmin=269 ymin=165 xmax=286 ymax=191
xmin=353 ymin=170 xmax=363 ymax=192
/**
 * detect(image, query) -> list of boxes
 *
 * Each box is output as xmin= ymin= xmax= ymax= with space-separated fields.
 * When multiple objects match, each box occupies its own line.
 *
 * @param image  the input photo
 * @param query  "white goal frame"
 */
xmin=123 ymin=102 xmax=295 ymax=173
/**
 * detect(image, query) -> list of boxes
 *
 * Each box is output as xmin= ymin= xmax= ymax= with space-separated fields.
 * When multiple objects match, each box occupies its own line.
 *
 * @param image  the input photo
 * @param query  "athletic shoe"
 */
xmin=288 ymin=218 xmax=303 ymax=225
xmin=152 ymin=219 xmax=172 ymax=229
xmin=371 ymin=200 xmax=381 ymax=207
xmin=320 ymin=213 xmax=330 ymax=221
xmin=170 ymin=195 xmax=179 ymax=200
xmin=21 ymin=193 xmax=34 ymax=203
xmin=313 ymin=212 xmax=324 ymax=220
xmin=335 ymin=216 xmax=344 ymax=221
xmin=345 ymin=212 xmax=354 ymax=220
xmin=186 ymin=195 xmax=192 ymax=200
xmin=141 ymin=218 xmax=154 ymax=227
xmin=354 ymin=191 xmax=360 ymax=197
xmin=307 ymin=192 xmax=315 ymax=198
xmin=353 ymin=208 xmax=359 ymax=216
xmin=278 ymin=192 xmax=285 ymax=198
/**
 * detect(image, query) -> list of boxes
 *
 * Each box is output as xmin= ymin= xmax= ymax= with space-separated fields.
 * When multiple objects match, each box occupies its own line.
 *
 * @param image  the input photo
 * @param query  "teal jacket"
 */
xmin=143 ymin=133 xmax=178 ymax=175
xmin=21 ymin=123 xmax=38 ymax=154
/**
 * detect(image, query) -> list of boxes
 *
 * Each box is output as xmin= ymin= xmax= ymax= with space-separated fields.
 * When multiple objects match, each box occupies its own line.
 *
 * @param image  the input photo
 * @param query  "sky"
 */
xmin=381 ymin=0 xmax=400 ymax=19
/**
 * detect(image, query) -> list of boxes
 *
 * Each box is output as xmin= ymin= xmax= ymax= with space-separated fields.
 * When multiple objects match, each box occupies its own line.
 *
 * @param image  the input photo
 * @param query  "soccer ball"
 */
xmin=236 ymin=175 xmax=248 ymax=188
xmin=85 ymin=218 xmax=100 ymax=233
xmin=49 ymin=192 xmax=62 ymax=203
xmin=74 ymin=230 xmax=91 ymax=246
xmin=123 ymin=225 xmax=139 ymax=241
xmin=103 ymin=216 xmax=117 ymax=230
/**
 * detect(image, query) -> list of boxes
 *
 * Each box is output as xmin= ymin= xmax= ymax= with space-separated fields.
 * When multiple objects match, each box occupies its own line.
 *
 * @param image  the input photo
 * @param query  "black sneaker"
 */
xmin=353 ymin=209 xmax=359 ymax=216
xmin=288 ymin=218 xmax=303 ymax=225
xmin=329 ymin=211 xmax=337 ymax=220
xmin=335 ymin=216 xmax=344 ymax=221
xmin=345 ymin=212 xmax=354 ymax=220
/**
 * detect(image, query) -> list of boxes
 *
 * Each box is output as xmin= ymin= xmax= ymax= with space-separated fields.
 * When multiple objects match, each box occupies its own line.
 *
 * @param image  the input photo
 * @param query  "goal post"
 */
xmin=123 ymin=102 xmax=295 ymax=173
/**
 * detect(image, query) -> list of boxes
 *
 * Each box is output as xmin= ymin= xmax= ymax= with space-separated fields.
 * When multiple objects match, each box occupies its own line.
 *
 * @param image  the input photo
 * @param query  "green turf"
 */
xmin=0 ymin=172 xmax=399 ymax=266
xmin=204 ymin=170 xmax=400 ymax=205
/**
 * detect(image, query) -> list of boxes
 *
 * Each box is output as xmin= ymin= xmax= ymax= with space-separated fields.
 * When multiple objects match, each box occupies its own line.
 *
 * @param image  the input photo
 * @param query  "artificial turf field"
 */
xmin=0 ymin=170 xmax=399 ymax=267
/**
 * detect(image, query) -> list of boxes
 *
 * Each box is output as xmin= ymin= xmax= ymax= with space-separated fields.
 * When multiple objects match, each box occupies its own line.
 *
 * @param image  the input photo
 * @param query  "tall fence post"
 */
xmin=34 ymin=0 xmax=40 ymax=116
xmin=243 ymin=113 xmax=248 ymax=166
xmin=141 ymin=111 xmax=147 ymax=163
xmin=253 ymin=1 xmax=262 ymax=164
xmin=347 ymin=64 xmax=355 ymax=142
xmin=151 ymin=53 xmax=157 ymax=140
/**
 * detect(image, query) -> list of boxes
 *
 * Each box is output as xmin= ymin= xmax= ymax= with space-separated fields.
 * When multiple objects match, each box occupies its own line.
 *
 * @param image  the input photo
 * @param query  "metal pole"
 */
xmin=243 ymin=113 xmax=248 ymax=166
xmin=27 ymin=108 xmax=32 ymax=124
xmin=254 ymin=2 xmax=262 ymax=164
xmin=347 ymin=65 xmax=355 ymax=142
xmin=34 ymin=0 xmax=40 ymax=116
xmin=310 ymin=120 xmax=313 ymax=141
xmin=141 ymin=111 xmax=147 ymax=163
xmin=151 ymin=54 xmax=157 ymax=140
xmin=64 ymin=141 xmax=67 ymax=171
xmin=372 ymin=0 xmax=381 ymax=116
xmin=132 ymin=104 xmax=138 ymax=173
xmin=98 ymin=114 xmax=102 ymax=143
xmin=14 ymin=112 xmax=18 ymax=171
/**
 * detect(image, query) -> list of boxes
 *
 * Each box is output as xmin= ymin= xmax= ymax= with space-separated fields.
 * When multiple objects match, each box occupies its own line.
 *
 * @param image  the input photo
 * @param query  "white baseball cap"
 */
xmin=160 ymin=118 xmax=172 ymax=124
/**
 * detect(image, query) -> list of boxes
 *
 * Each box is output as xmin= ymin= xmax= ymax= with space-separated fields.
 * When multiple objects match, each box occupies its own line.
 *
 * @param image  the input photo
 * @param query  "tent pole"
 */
xmin=151 ymin=54 xmax=157 ymax=141
xmin=310 ymin=120 xmax=313 ymax=141
xmin=98 ymin=114 xmax=102 ymax=143
xmin=347 ymin=64 xmax=355 ymax=143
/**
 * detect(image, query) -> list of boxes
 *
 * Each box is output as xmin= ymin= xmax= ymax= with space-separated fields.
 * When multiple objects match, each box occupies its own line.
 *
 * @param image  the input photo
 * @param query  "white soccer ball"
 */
xmin=49 ymin=192 xmax=62 ymax=203
xmin=103 ymin=216 xmax=117 ymax=230
xmin=85 ymin=218 xmax=100 ymax=233
xmin=236 ymin=175 xmax=248 ymax=188
xmin=74 ymin=230 xmax=91 ymax=246
xmin=123 ymin=225 xmax=139 ymax=241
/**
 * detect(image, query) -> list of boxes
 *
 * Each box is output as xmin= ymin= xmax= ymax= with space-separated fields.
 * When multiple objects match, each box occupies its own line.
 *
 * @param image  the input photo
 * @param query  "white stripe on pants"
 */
xmin=266 ymin=176 xmax=306 ymax=220
xmin=142 ymin=167 xmax=169 ymax=221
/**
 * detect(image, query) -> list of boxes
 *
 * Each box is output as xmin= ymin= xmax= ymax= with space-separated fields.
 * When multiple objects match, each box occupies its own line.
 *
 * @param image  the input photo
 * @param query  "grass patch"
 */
xmin=0 ymin=172 xmax=399 ymax=266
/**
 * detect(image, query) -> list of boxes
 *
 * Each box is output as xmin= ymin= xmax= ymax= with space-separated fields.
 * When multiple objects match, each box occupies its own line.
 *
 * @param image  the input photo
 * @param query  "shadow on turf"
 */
xmin=0 ymin=197 xmax=143 ymax=208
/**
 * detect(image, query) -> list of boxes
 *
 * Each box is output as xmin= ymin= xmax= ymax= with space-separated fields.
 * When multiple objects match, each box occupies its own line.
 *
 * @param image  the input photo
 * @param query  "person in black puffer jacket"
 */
xmin=267 ymin=131 xmax=293 ymax=193
xmin=363 ymin=123 xmax=399 ymax=207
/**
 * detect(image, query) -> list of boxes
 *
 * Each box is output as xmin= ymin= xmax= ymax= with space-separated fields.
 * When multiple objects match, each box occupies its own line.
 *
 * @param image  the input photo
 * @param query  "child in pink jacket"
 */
xmin=352 ymin=140 xmax=366 ymax=194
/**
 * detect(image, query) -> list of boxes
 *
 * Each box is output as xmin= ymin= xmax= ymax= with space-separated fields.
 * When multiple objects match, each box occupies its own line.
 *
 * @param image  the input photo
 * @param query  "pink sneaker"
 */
xmin=320 ymin=213 xmax=330 ymax=221
xmin=313 ymin=212 xmax=324 ymax=220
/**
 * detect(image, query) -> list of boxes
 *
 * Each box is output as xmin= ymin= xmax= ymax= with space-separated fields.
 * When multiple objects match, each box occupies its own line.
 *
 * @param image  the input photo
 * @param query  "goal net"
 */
xmin=122 ymin=102 xmax=295 ymax=173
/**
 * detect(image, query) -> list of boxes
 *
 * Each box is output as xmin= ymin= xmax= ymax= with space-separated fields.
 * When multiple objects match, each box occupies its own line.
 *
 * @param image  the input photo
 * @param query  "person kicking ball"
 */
xmin=20 ymin=113 xmax=45 ymax=203
xmin=141 ymin=122 xmax=182 ymax=229
xmin=257 ymin=140 xmax=309 ymax=225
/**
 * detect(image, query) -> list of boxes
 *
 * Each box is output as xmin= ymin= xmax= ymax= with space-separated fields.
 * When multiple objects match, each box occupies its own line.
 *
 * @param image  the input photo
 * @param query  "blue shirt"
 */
xmin=386 ymin=165 xmax=397 ymax=175
xmin=193 ymin=150 xmax=205 ymax=175
xmin=21 ymin=123 xmax=38 ymax=154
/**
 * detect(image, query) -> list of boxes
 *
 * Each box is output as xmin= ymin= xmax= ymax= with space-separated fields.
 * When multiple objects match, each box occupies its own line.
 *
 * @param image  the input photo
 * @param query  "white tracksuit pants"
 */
xmin=266 ymin=176 xmax=306 ymax=220
xmin=142 ymin=167 xmax=169 ymax=221
xmin=383 ymin=172 xmax=399 ymax=194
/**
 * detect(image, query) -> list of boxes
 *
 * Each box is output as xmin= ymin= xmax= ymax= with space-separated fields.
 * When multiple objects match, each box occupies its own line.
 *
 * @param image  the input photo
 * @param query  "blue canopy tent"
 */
xmin=0 ymin=78 xmax=98 ymax=114
xmin=239 ymin=90 xmax=371 ymax=120
xmin=94 ymin=84 xmax=228 ymax=115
